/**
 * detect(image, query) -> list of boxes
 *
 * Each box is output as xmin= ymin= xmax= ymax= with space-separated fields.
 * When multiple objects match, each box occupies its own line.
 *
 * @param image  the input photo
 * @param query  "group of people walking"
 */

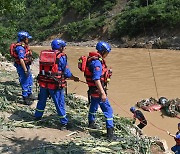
xmin=11 ymin=31 xmax=180 ymax=152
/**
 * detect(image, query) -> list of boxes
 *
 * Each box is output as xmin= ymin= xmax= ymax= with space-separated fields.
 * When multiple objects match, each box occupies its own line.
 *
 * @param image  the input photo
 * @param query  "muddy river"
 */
xmin=31 ymin=46 xmax=180 ymax=148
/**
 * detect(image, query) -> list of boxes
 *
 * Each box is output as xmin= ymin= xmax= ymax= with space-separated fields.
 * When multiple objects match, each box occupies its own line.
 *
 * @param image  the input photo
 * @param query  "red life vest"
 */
xmin=37 ymin=50 xmax=66 ymax=90
xmin=175 ymin=132 xmax=180 ymax=145
xmin=78 ymin=56 xmax=87 ymax=72
xmin=10 ymin=43 xmax=32 ymax=65
xmin=84 ymin=52 xmax=109 ymax=97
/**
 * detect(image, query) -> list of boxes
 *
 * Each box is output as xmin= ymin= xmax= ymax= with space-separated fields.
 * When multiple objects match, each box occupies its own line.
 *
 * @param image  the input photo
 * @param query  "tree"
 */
xmin=0 ymin=0 xmax=25 ymax=16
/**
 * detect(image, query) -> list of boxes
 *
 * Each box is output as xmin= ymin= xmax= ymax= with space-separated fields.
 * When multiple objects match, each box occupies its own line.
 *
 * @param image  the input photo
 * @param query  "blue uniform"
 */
xmin=35 ymin=55 xmax=72 ymax=125
xmin=88 ymin=60 xmax=114 ymax=128
xmin=14 ymin=46 xmax=33 ymax=98
xmin=171 ymin=132 xmax=180 ymax=153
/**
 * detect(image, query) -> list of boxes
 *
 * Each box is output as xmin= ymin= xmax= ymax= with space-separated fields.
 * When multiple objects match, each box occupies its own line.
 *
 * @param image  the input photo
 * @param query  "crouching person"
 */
xmin=130 ymin=107 xmax=147 ymax=135
xmin=35 ymin=38 xmax=79 ymax=130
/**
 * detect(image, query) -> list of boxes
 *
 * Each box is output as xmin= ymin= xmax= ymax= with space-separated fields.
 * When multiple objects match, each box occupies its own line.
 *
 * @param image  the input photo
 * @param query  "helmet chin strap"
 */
xmin=59 ymin=46 xmax=65 ymax=52
xmin=97 ymin=51 xmax=104 ymax=56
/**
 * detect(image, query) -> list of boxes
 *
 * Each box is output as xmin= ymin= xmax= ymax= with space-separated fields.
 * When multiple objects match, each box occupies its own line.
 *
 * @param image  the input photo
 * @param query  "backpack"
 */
xmin=39 ymin=50 xmax=63 ymax=74
xmin=10 ymin=43 xmax=18 ymax=58
xmin=38 ymin=50 xmax=67 ymax=89
xmin=39 ymin=50 xmax=57 ymax=65
xmin=78 ymin=56 xmax=87 ymax=72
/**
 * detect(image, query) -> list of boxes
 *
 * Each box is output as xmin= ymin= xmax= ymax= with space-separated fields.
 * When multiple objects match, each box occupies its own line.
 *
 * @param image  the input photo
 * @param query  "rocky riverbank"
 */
xmin=33 ymin=35 xmax=180 ymax=50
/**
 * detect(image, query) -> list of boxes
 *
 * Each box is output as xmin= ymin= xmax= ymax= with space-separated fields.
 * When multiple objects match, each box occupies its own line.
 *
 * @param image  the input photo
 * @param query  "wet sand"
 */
xmin=31 ymin=46 xmax=180 ymax=148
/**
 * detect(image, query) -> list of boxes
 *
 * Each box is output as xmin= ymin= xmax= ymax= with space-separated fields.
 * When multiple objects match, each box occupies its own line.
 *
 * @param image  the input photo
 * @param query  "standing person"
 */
xmin=10 ymin=31 xmax=35 ymax=105
xmin=130 ymin=107 xmax=147 ymax=130
xmin=35 ymin=38 xmax=79 ymax=130
xmin=167 ymin=123 xmax=180 ymax=153
xmin=79 ymin=41 xmax=115 ymax=140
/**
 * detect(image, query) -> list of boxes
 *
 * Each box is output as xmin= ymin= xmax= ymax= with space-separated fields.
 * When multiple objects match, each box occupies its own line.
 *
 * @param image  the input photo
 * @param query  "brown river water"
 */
xmin=31 ymin=46 xmax=180 ymax=148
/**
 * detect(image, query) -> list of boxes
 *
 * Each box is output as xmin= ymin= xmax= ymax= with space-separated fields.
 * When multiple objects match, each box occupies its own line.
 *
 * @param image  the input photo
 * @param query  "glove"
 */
xmin=108 ymin=68 xmax=112 ymax=77
xmin=167 ymin=131 xmax=170 ymax=135
xmin=25 ymin=70 xmax=30 ymax=77
xmin=132 ymin=119 xmax=136 ymax=124
xmin=73 ymin=76 xmax=79 ymax=82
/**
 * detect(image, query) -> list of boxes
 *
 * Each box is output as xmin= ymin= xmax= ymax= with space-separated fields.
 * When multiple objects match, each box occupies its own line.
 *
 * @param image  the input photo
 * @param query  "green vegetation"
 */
xmin=0 ymin=0 xmax=25 ymax=60
xmin=113 ymin=0 xmax=180 ymax=37
xmin=62 ymin=16 xmax=106 ymax=41
xmin=0 ymin=70 xmax=162 ymax=153
xmin=0 ymin=0 xmax=179 ymax=59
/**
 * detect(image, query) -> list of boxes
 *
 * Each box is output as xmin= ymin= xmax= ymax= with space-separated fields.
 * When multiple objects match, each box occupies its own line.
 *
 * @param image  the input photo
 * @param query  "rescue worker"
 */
xmin=34 ymin=38 xmax=79 ymax=130
xmin=13 ymin=31 xmax=35 ymax=105
xmin=83 ymin=41 xmax=115 ymax=140
xmin=130 ymin=107 xmax=147 ymax=129
xmin=167 ymin=123 xmax=180 ymax=153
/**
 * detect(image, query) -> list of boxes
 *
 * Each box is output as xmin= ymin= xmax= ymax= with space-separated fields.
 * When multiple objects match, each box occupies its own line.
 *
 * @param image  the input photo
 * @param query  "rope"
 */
xmin=79 ymin=80 xmax=87 ymax=84
xmin=109 ymin=97 xmax=132 ymax=118
xmin=143 ymin=22 xmax=159 ymax=99
xmin=147 ymin=120 xmax=167 ymax=133
xmin=109 ymin=96 xmax=167 ymax=132
xmin=78 ymin=79 xmax=167 ymax=133
xmin=147 ymin=50 xmax=159 ymax=99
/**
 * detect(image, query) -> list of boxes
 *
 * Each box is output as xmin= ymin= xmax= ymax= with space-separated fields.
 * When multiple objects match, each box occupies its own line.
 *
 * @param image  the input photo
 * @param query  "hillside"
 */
xmin=0 ymin=0 xmax=180 ymax=59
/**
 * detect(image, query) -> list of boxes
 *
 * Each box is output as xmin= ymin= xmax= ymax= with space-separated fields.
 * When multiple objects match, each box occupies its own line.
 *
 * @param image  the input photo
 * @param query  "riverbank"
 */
xmin=32 ymin=35 xmax=180 ymax=50
xmin=31 ymin=46 xmax=180 ymax=151
xmin=0 ymin=57 xmax=169 ymax=153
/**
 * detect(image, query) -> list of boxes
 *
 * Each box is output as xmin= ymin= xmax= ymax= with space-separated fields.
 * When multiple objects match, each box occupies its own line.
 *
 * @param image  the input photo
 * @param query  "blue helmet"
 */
xmin=130 ymin=107 xmax=136 ymax=113
xmin=17 ymin=31 xmax=32 ymax=42
xmin=51 ymin=39 xmax=66 ymax=50
xmin=96 ymin=41 xmax=111 ymax=53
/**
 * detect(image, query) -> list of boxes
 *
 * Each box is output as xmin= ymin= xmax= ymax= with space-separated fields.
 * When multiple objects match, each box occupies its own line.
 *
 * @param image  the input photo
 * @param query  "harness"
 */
xmin=84 ymin=52 xmax=109 ymax=98
xmin=175 ymin=132 xmax=180 ymax=145
xmin=175 ymin=138 xmax=180 ymax=145
xmin=10 ymin=43 xmax=32 ymax=65
xmin=37 ymin=50 xmax=66 ymax=90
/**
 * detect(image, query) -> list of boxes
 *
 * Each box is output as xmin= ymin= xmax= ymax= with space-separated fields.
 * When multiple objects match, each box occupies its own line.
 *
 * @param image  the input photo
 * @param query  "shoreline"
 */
xmin=31 ymin=36 xmax=180 ymax=50
xmin=0 ymin=52 xmax=175 ymax=153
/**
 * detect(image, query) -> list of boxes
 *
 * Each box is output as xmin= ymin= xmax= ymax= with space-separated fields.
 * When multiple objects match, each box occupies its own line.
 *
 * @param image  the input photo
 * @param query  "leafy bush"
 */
xmin=0 ymin=24 xmax=17 ymax=60
xmin=112 ymin=0 xmax=180 ymax=37
xmin=63 ymin=16 xmax=106 ymax=41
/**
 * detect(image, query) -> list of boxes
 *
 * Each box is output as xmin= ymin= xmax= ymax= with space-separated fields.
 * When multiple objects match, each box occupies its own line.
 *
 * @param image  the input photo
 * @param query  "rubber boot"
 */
xmin=23 ymin=97 xmax=32 ymax=105
xmin=34 ymin=117 xmax=42 ymax=121
xmin=28 ymin=94 xmax=37 ymax=101
xmin=107 ymin=128 xmax=122 ymax=141
xmin=88 ymin=121 xmax=97 ymax=129
xmin=59 ymin=124 xmax=67 ymax=130
xmin=107 ymin=127 xmax=114 ymax=140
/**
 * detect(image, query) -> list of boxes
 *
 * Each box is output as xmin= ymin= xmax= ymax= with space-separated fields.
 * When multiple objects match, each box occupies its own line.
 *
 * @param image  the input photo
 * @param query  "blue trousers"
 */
xmin=171 ymin=145 xmax=180 ymax=153
xmin=15 ymin=64 xmax=33 ymax=98
xmin=35 ymin=87 xmax=68 ymax=125
xmin=88 ymin=97 xmax=114 ymax=128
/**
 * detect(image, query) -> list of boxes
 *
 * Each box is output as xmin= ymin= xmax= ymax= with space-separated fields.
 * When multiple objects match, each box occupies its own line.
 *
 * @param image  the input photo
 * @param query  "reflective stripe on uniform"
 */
xmin=22 ymin=90 xmax=28 ymax=92
xmin=106 ymin=118 xmax=113 ymax=121
xmin=58 ymin=115 xmax=66 ymax=119
xmin=89 ymin=112 xmax=96 ymax=115
xmin=36 ymin=108 xmax=44 ymax=112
